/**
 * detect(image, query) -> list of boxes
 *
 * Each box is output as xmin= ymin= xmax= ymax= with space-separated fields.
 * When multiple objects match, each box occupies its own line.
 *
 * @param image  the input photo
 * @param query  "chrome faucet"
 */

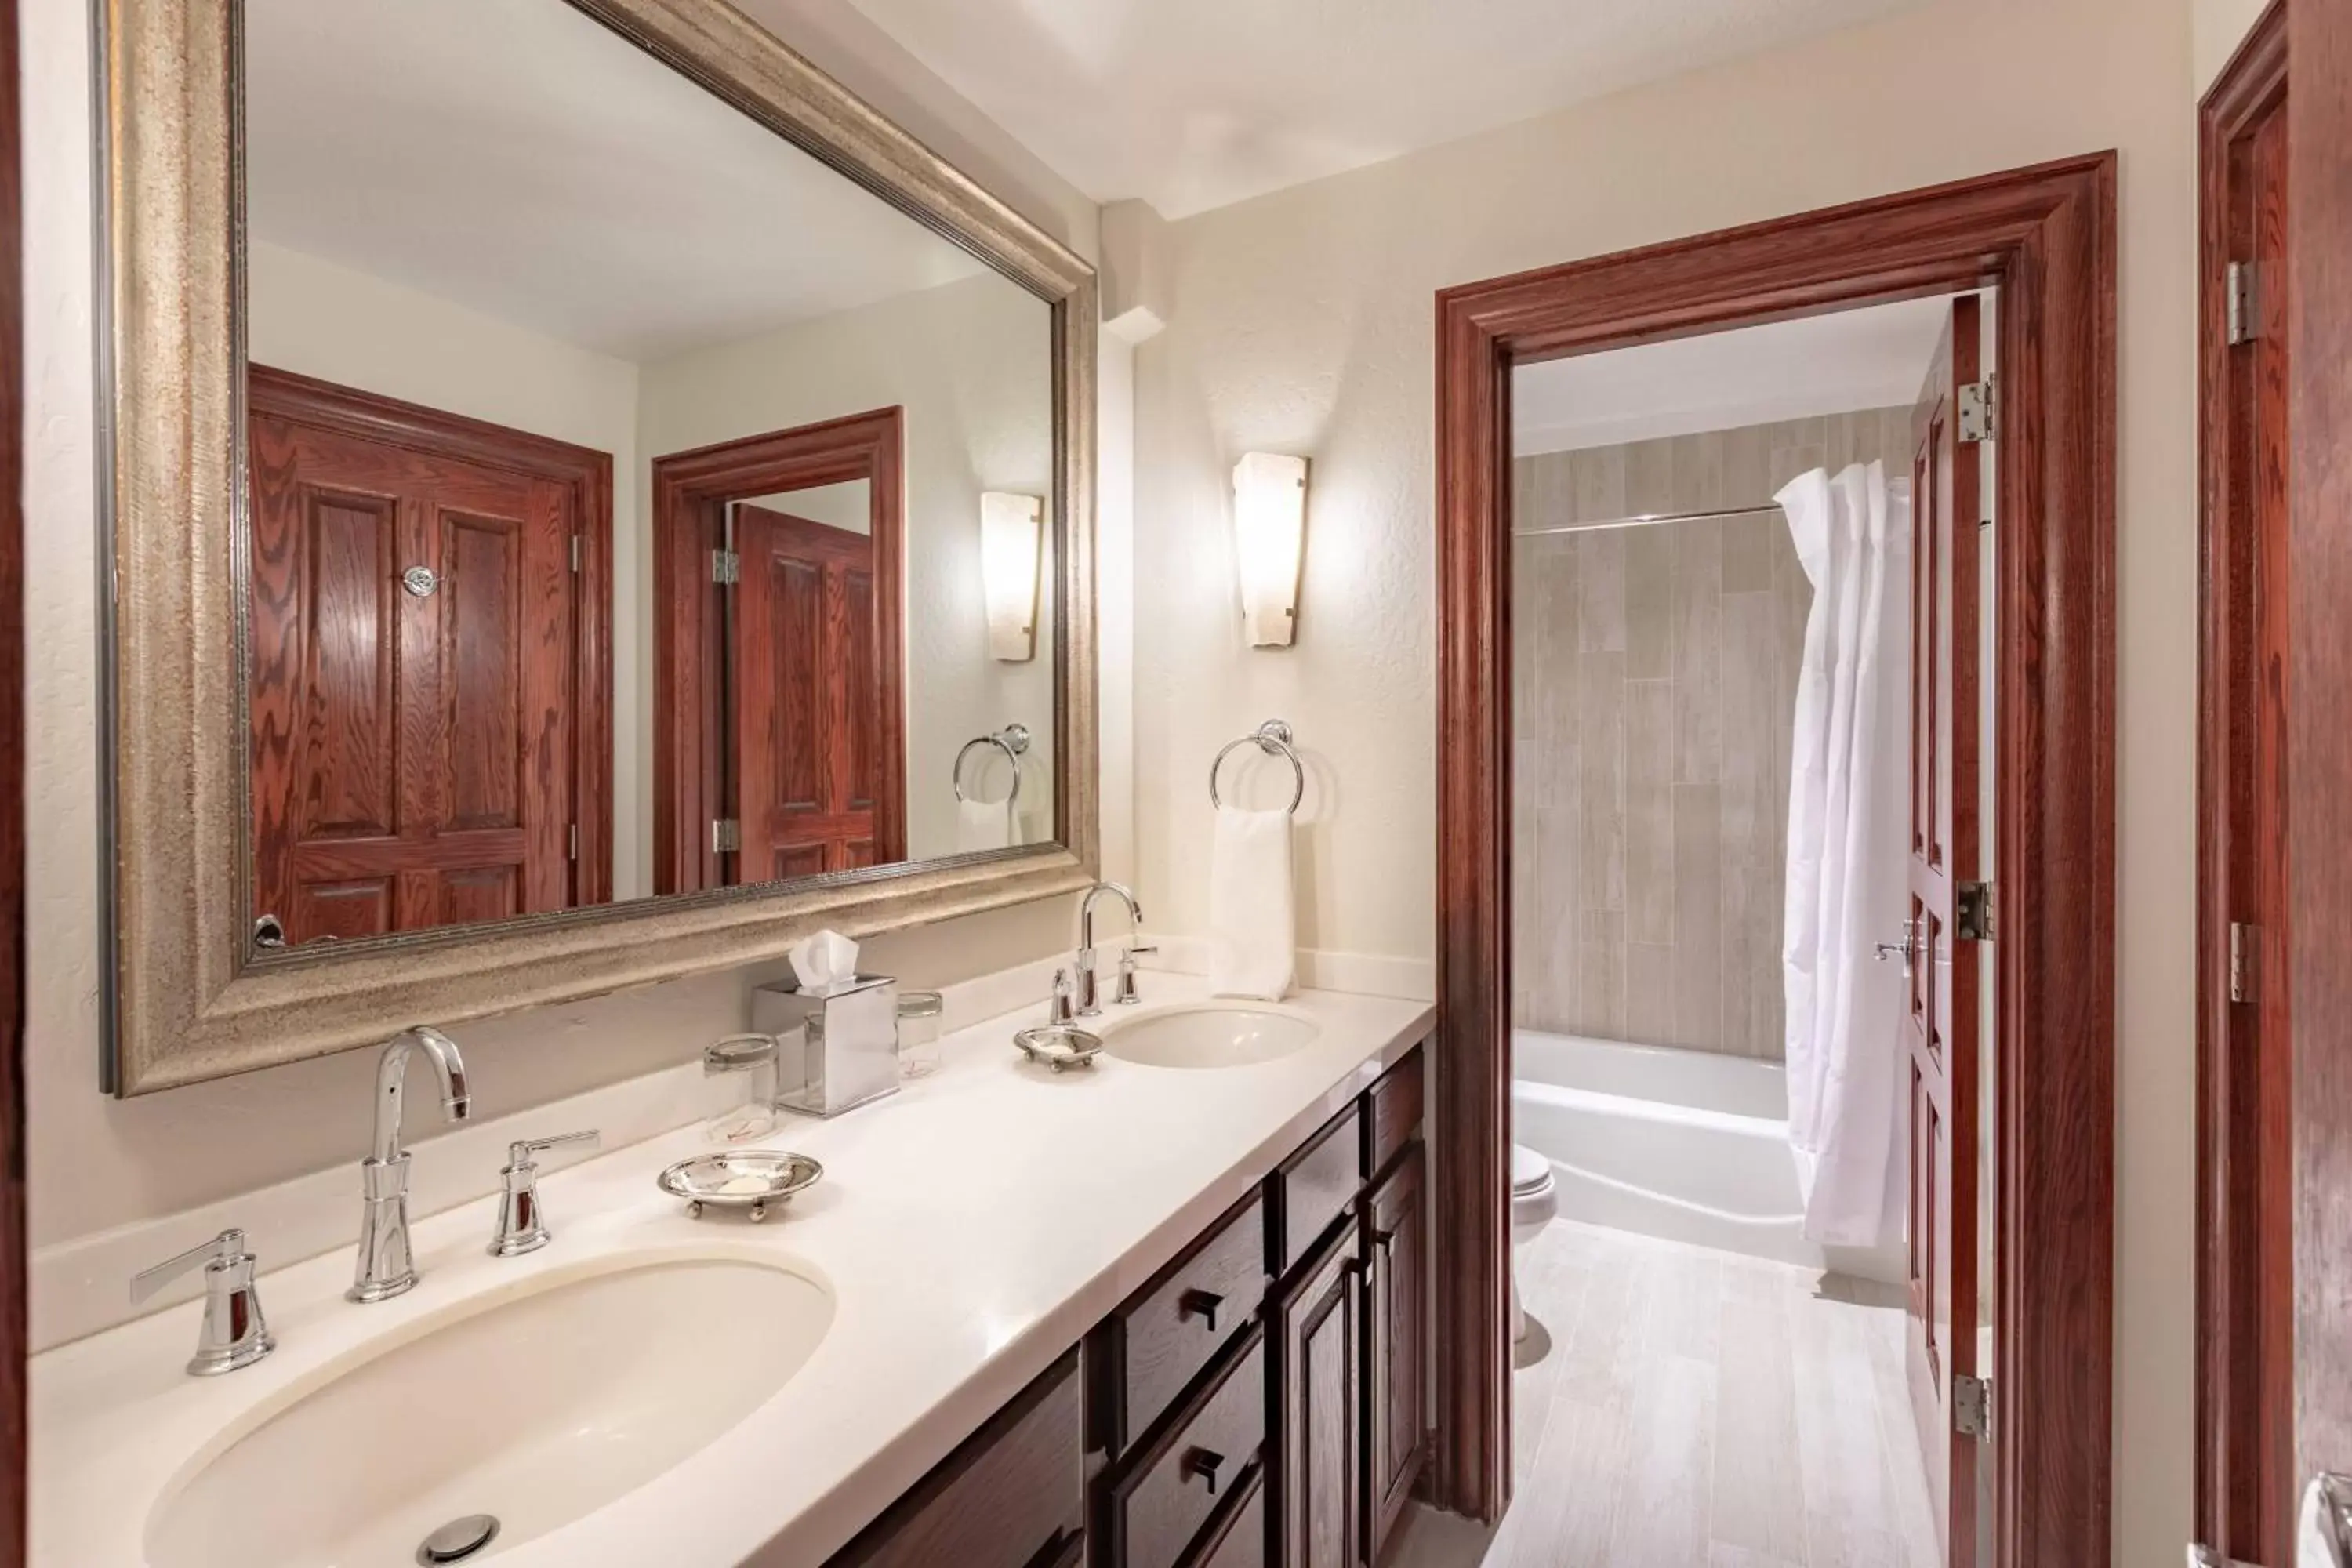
xmin=131 ymin=1227 xmax=274 ymax=1375
xmin=1076 ymin=881 xmax=1145 ymax=1017
xmin=349 ymin=1025 xmax=471 ymax=1303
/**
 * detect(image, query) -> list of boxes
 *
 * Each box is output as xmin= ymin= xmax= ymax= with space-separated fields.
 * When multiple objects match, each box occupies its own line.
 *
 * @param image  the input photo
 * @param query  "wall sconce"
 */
xmin=1232 ymin=452 xmax=1308 ymax=648
xmin=981 ymin=492 xmax=1043 ymax=662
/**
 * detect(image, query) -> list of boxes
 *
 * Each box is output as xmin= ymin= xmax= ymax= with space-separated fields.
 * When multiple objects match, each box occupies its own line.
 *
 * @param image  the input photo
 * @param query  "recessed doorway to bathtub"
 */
xmin=1490 ymin=291 xmax=1994 ymax=1567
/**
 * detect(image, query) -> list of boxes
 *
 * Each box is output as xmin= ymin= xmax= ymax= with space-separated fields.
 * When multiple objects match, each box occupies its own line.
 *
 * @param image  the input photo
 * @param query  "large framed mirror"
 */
xmin=102 ymin=0 xmax=1096 ymax=1092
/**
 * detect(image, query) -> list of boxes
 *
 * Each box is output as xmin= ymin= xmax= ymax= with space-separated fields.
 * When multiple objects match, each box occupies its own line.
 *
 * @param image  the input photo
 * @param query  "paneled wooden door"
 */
xmin=728 ymin=503 xmax=891 ymax=880
xmin=2194 ymin=6 xmax=2291 ymax=1560
xmin=1905 ymin=293 xmax=1984 ymax=1566
xmin=248 ymin=367 xmax=611 ymax=943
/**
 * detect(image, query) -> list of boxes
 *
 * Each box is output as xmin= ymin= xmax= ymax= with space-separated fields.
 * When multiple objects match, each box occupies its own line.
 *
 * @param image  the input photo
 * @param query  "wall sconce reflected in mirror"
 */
xmin=981 ymin=492 xmax=1042 ymax=662
xmin=1232 ymin=452 xmax=1308 ymax=648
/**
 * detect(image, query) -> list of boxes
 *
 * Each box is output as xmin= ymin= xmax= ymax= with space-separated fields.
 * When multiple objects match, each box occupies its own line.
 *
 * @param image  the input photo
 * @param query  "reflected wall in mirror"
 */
xmin=242 ymin=0 xmax=1058 ymax=948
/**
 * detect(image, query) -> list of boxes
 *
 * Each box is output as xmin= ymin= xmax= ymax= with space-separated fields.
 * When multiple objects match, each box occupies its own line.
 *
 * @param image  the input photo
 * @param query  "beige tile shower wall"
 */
xmin=1510 ymin=407 xmax=1914 ymax=1059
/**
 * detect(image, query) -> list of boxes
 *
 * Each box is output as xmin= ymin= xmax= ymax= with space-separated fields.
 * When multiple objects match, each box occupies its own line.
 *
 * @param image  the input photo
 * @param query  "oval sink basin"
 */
xmin=147 ymin=1249 xmax=832 ymax=1567
xmin=1099 ymin=1003 xmax=1320 ymax=1069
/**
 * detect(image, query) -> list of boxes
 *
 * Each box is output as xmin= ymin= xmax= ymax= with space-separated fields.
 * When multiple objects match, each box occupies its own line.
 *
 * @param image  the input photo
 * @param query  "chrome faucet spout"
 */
xmin=1078 ymin=880 xmax=1143 ymax=953
xmin=350 ymin=1025 xmax=470 ymax=1303
xmin=1076 ymin=882 xmax=1145 ymax=1017
xmin=368 ymin=1024 xmax=471 ymax=1163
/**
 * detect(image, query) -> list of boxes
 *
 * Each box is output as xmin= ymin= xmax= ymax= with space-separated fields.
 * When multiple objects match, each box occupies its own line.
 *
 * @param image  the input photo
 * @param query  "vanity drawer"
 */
xmin=1182 ymin=1462 xmax=1265 ymax=1568
xmin=1364 ymin=1044 xmax=1425 ymax=1178
xmin=1104 ymin=1325 xmax=1268 ymax=1568
xmin=1271 ymin=1103 xmax=1361 ymax=1276
xmin=1095 ymin=1189 xmax=1268 ymax=1455
xmin=829 ymin=1351 xmax=1082 ymax=1568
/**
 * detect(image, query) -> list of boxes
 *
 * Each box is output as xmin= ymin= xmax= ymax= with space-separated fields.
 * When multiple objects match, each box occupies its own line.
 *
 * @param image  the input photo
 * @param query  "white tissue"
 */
xmin=789 ymin=929 xmax=859 ymax=992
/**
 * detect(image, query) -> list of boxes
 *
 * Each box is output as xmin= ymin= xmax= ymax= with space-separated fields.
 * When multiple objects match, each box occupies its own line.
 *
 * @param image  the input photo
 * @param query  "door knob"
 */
xmin=402 ymin=565 xmax=438 ymax=597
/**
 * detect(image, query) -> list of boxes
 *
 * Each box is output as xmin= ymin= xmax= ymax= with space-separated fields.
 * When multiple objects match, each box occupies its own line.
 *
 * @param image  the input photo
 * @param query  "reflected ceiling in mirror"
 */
xmin=240 ymin=0 xmax=1058 ymax=951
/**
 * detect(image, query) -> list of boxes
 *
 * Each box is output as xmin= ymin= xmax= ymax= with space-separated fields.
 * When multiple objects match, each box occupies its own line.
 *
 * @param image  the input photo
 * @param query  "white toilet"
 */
xmin=1510 ymin=1143 xmax=1558 ymax=1342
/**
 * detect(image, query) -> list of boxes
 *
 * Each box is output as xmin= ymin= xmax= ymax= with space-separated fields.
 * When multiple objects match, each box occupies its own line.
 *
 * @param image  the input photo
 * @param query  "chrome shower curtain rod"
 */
xmin=1511 ymin=501 xmax=1786 ymax=539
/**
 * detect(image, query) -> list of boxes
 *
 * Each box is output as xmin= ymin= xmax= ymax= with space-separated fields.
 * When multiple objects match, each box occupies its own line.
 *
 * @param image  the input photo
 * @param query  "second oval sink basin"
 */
xmin=1099 ymin=1003 xmax=1320 ymax=1069
xmin=147 ymin=1247 xmax=832 ymax=1568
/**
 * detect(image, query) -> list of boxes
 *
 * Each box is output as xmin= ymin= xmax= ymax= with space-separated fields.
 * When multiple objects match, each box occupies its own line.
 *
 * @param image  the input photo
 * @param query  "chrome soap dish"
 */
xmin=657 ymin=1149 xmax=822 ymax=1221
xmin=1015 ymin=1024 xmax=1104 ymax=1073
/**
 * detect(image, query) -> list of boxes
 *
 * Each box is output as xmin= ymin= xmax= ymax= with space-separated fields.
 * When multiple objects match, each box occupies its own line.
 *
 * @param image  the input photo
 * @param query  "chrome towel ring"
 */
xmin=1209 ymin=720 xmax=1305 ymax=815
xmin=953 ymin=723 xmax=1030 ymax=806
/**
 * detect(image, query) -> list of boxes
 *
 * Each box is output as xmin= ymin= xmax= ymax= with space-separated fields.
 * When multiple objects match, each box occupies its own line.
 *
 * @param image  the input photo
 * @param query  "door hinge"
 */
xmin=1954 ymin=1374 xmax=1992 ymax=1440
xmin=2226 ymin=260 xmax=2261 ymax=347
xmin=569 ymin=535 xmax=583 ymax=574
xmin=1958 ymin=377 xmax=1997 ymax=443
xmin=1956 ymin=880 xmax=1994 ymax=942
xmin=711 ymin=548 xmax=741 ymax=586
xmin=2230 ymin=920 xmax=2260 ymax=1004
xmin=710 ymin=818 xmax=740 ymax=855
xmin=567 ymin=823 xmax=579 ymax=862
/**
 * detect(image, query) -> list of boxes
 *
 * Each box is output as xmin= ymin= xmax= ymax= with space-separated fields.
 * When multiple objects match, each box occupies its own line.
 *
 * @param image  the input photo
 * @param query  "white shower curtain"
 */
xmin=1777 ymin=462 xmax=1913 ymax=1250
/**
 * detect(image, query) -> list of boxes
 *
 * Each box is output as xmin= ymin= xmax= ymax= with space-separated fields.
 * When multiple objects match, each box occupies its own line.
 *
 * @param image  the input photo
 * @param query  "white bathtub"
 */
xmin=1512 ymin=1029 xmax=1901 ymax=1282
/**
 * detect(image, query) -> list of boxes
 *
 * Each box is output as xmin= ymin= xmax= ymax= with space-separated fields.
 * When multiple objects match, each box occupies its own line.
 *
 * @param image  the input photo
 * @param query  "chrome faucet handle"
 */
xmin=489 ymin=1129 xmax=601 ymax=1258
xmin=131 ymin=1228 xmax=275 ymax=1376
xmin=1114 ymin=943 xmax=1157 ymax=1006
xmin=1049 ymin=967 xmax=1077 ymax=1025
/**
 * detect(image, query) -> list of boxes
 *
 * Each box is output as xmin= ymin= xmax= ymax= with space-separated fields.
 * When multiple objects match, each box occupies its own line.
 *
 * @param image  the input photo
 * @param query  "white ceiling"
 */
xmin=244 ymin=0 xmax=988 ymax=361
xmin=1512 ymin=296 xmax=1960 ymax=455
xmin=844 ymin=0 xmax=1929 ymax=218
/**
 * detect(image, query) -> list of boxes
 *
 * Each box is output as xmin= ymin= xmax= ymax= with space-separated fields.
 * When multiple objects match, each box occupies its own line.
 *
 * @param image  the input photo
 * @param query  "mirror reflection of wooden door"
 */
xmin=1905 ymin=292 xmax=1984 ymax=1566
xmin=729 ymin=503 xmax=900 ymax=880
xmin=248 ymin=367 xmax=608 ymax=943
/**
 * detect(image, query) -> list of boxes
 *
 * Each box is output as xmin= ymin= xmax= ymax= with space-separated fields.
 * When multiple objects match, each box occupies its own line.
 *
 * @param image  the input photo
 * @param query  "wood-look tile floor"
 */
xmin=1388 ymin=1220 xmax=1943 ymax=1568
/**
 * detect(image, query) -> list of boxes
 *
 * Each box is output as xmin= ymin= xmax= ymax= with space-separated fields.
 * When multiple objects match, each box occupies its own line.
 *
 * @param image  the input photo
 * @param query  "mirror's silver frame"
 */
xmin=100 ymin=0 xmax=1098 ymax=1094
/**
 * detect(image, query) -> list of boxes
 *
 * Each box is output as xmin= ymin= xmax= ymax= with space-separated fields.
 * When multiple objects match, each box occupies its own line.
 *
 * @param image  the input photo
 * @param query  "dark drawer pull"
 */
xmin=1181 ymin=1446 xmax=1226 ymax=1497
xmin=1178 ymin=1287 xmax=1225 ymax=1333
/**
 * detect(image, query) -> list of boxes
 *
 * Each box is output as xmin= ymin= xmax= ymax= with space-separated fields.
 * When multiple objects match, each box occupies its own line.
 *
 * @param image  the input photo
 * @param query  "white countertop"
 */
xmin=30 ymin=976 xmax=1432 ymax=1567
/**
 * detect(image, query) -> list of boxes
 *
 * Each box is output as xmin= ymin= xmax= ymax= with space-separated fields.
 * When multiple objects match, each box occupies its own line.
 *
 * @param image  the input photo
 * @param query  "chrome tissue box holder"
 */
xmin=753 ymin=973 xmax=902 ymax=1118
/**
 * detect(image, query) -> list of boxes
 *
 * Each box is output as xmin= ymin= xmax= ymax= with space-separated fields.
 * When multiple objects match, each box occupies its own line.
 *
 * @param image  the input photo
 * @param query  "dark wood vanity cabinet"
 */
xmin=827 ymin=1043 xmax=1425 ymax=1568
xmin=829 ymin=1349 xmax=1084 ymax=1568
xmin=1094 ymin=1044 xmax=1426 ymax=1568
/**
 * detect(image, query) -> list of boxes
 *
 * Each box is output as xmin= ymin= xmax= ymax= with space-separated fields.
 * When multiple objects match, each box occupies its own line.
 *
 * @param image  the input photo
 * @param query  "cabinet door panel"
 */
xmin=1274 ymin=1221 xmax=1360 ymax=1568
xmin=1364 ymin=1142 xmax=1425 ymax=1563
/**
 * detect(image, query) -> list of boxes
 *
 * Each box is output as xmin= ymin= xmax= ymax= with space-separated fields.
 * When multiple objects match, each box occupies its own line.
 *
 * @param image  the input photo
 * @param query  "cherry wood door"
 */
xmin=649 ymin=408 xmax=904 ymax=894
xmin=729 ymin=504 xmax=895 ymax=881
xmin=2195 ymin=7 xmax=2291 ymax=1559
xmin=1904 ymin=293 xmax=1984 ymax=1565
xmin=1274 ymin=1221 xmax=1361 ymax=1568
xmin=249 ymin=369 xmax=601 ymax=942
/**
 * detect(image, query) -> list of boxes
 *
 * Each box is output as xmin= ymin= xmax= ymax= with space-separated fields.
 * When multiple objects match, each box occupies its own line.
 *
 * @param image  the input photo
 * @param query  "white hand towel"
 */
xmin=1208 ymin=805 xmax=1295 ymax=1000
xmin=956 ymin=797 xmax=1013 ymax=852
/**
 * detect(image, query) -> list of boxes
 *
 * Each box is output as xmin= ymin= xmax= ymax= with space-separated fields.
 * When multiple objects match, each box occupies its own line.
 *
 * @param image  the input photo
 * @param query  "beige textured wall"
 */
xmin=1510 ymin=408 xmax=1913 ymax=1059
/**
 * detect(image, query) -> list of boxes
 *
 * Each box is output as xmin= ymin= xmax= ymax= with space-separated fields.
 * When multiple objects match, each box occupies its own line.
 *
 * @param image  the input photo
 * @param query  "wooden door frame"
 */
xmin=2195 ymin=4 xmax=2290 ymax=1559
xmin=244 ymin=365 xmax=616 ymax=909
xmin=1432 ymin=154 xmax=2118 ymax=1568
xmin=650 ymin=407 xmax=906 ymax=894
